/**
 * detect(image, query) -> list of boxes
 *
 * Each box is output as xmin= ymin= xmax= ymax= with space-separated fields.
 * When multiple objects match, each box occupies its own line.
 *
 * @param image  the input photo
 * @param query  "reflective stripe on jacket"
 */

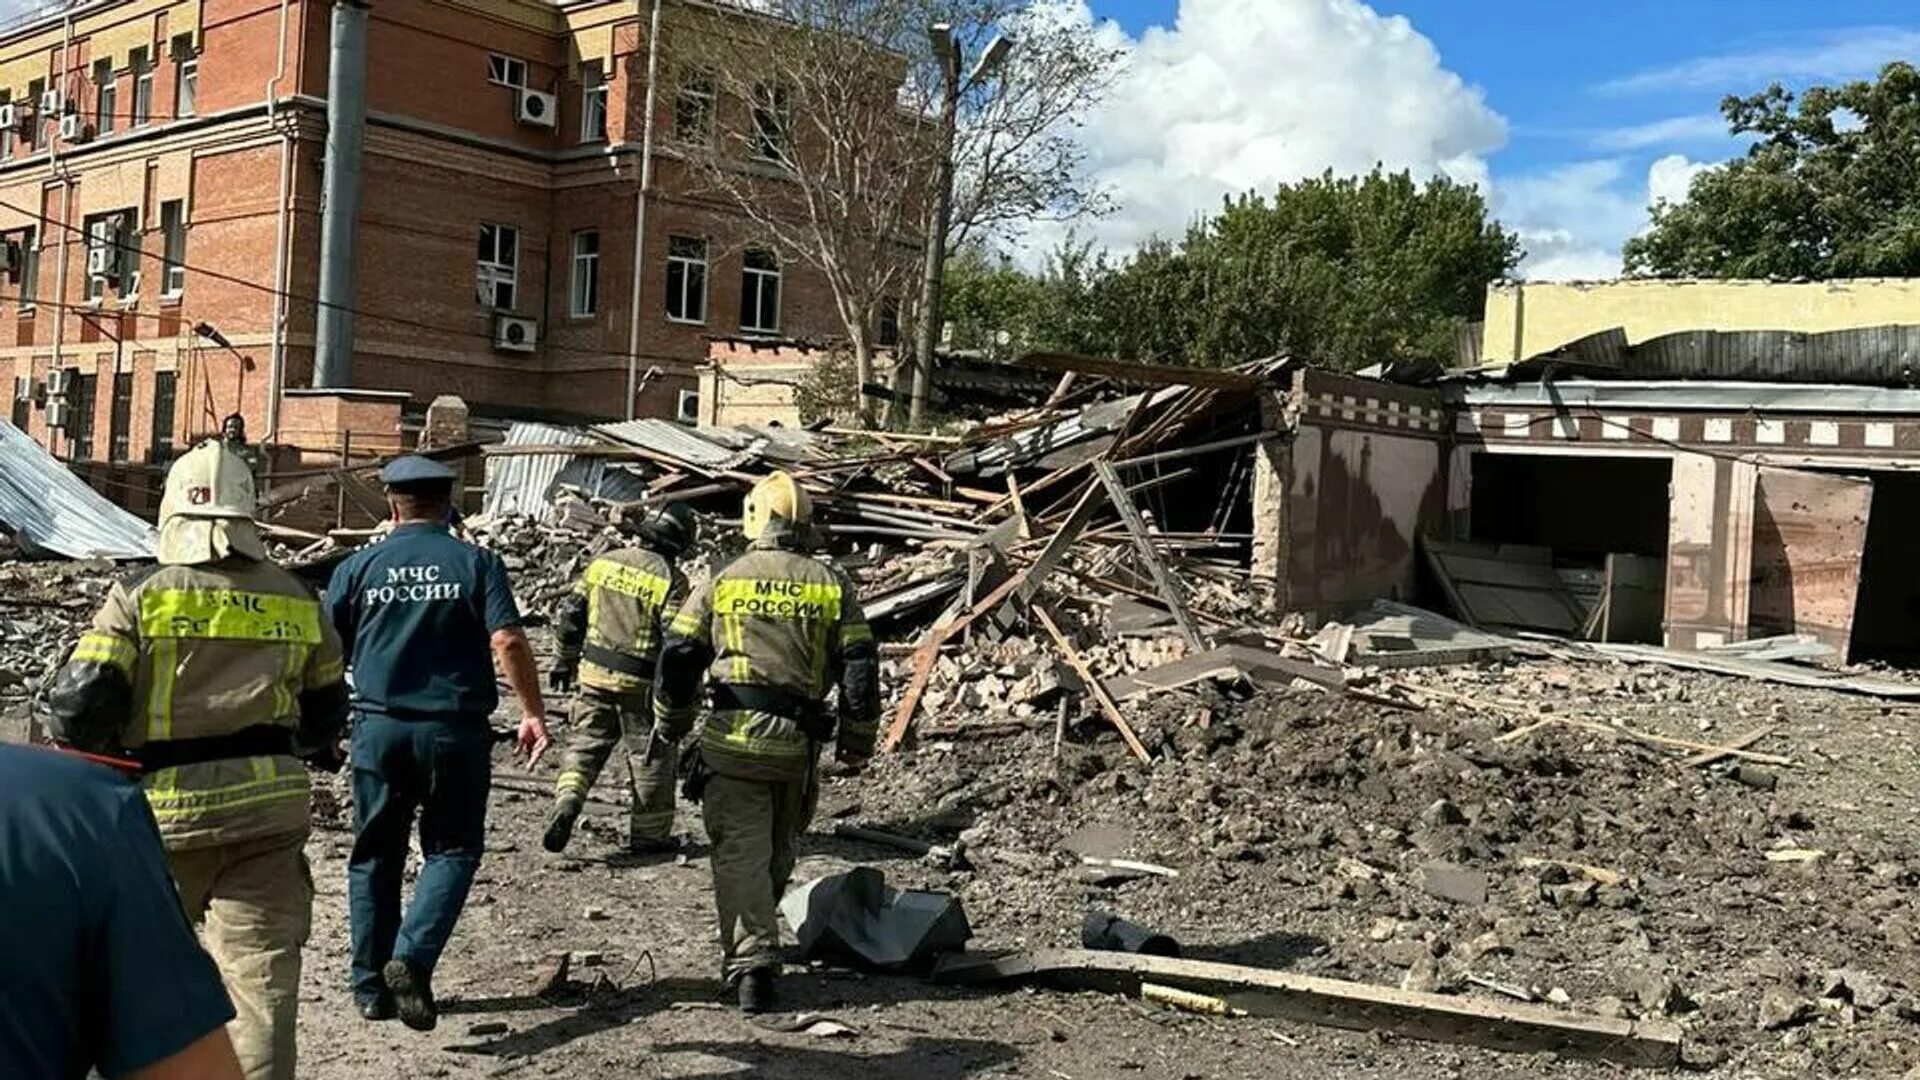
xmin=575 ymin=548 xmax=685 ymax=693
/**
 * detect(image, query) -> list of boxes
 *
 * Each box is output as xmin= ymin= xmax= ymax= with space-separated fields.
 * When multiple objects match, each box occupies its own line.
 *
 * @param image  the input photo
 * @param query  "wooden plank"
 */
xmin=1013 ymin=483 xmax=1105 ymax=606
xmin=879 ymin=572 xmax=1029 ymax=753
xmin=1033 ymin=604 xmax=1151 ymax=763
xmin=932 ymin=949 xmax=1681 ymax=1069
xmin=1682 ymin=723 xmax=1779 ymax=768
xmin=1093 ymin=460 xmax=1205 ymax=651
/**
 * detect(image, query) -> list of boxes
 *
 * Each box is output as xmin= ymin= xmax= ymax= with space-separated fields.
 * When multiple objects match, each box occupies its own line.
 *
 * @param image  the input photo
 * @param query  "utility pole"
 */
xmin=314 ymin=0 xmax=370 ymax=389
xmin=909 ymin=25 xmax=1010 ymax=429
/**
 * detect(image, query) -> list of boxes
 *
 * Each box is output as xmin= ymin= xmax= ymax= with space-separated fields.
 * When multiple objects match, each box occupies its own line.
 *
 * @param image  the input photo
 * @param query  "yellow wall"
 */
xmin=1483 ymin=279 xmax=1920 ymax=363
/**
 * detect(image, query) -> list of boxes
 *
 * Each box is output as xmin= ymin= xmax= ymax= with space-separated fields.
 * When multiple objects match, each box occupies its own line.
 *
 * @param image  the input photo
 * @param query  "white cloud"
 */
xmin=1589 ymin=113 xmax=1729 ymax=152
xmin=1599 ymin=26 xmax=1920 ymax=96
xmin=1647 ymin=153 xmax=1710 ymax=208
xmin=1020 ymin=0 xmax=1506 ymax=258
xmin=1499 ymin=155 xmax=1721 ymax=281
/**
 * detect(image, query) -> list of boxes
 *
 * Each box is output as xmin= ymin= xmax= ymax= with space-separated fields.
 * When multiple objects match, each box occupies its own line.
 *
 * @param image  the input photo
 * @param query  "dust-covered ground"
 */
xmin=8 ymin=558 xmax=1920 ymax=1078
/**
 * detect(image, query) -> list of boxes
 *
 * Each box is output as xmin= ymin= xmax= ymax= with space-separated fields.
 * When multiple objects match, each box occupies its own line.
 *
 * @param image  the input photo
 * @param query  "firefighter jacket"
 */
xmin=652 ymin=535 xmax=878 ymax=782
xmin=45 ymin=557 xmax=349 ymax=851
xmin=554 ymin=546 xmax=687 ymax=695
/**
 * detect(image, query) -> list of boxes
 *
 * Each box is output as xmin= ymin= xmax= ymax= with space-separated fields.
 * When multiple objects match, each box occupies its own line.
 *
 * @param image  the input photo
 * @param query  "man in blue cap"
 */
xmin=326 ymin=454 xmax=550 ymax=1032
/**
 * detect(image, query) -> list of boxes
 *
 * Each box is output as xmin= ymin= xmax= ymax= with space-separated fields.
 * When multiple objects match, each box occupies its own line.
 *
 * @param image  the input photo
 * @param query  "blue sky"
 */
xmin=1057 ymin=0 xmax=1920 ymax=278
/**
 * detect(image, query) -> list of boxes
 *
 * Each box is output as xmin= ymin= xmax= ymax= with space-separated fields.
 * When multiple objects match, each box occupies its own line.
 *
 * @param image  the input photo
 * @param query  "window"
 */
xmin=675 ymin=388 xmax=699 ymax=425
xmin=67 ymin=372 xmax=95 ymax=460
xmin=739 ymin=248 xmax=780 ymax=333
xmin=665 ymin=235 xmax=707 ymax=324
xmin=674 ymin=69 xmax=714 ymax=142
xmin=17 ymin=226 xmax=37 ymax=309
xmin=569 ymin=230 xmax=599 ymax=317
xmin=107 ymin=372 xmax=132 ymax=461
xmin=476 ymin=223 xmax=517 ymax=310
xmin=150 ymin=370 xmax=176 ymax=460
xmin=10 ymin=375 xmax=29 ymax=430
xmin=877 ymin=295 xmax=901 ymax=347
xmin=28 ymin=79 xmax=46 ymax=150
xmin=160 ymin=200 xmax=186 ymax=296
xmin=130 ymin=48 xmax=152 ymax=126
xmin=750 ymin=83 xmax=790 ymax=161
xmin=580 ymin=61 xmax=607 ymax=142
xmin=84 ymin=211 xmax=137 ymax=303
xmin=173 ymin=35 xmax=197 ymax=117
xmin=0 ymin=91 xmax=12 ymax=161
xmin=93 ymin=59 xmax=115 ymax=135
xmin=487 ymin=54 xmax=528 ymax=88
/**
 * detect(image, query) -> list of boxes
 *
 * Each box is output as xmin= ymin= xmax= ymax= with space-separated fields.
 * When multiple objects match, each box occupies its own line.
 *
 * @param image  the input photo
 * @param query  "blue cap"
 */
xmin=379 ymin=455 xmax=456 ymax=486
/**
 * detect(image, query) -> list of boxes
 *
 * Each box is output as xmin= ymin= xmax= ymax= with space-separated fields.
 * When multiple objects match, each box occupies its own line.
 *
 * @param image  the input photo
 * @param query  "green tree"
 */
xmin=1626 ymin=62 xmax=1920 ymax=279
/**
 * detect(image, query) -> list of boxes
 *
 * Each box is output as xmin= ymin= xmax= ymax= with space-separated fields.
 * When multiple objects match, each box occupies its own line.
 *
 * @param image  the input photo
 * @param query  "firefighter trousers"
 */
xmin=168 ymin=829 xmax=314 ymax=1080
xmin=553 ymin=685 xmax=677 ymax=845
xmin=701 ymin=769 xmax=817 ymax=979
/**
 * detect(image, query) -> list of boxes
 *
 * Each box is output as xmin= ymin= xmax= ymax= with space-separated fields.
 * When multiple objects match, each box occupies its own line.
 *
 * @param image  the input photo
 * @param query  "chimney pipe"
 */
xmin=313 ymin=0 xmax=369 ymax=389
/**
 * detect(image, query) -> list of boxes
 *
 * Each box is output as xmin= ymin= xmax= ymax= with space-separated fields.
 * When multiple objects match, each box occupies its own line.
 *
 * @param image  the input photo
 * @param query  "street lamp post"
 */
xmin=909 ymin=25 xmax=1011 ymax=428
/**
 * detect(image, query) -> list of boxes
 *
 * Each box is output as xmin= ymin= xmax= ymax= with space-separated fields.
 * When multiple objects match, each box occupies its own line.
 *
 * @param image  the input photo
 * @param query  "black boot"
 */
xmin=383 ymin=958 xmax=438 ymax=1032
xmin=355 ymin=992 xmax=396 ymax=1021
xmin=543 ymin=803 xmax=580 ymax=854
xmin=737 ymin=967 xmax=776 ymax=1014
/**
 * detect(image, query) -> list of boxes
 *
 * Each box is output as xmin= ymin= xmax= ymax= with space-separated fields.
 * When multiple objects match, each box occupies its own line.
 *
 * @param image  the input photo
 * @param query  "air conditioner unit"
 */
xmin=45 ymin=399 xmax=69 ymax=429
xmin=86 ymin=243 xmax=113 ymax=278
xmin=0 ymin=238 xmax=21 ymax=284
xmin=0 ymin=104 xmax=17 ymax=131
xmin=38 ymin=90 xmax=60 ymax=115
xmin=515 ymin=88 xmax=556 ymax=128
xmin=45 ymin=368 xmax=73 ymax=396
xmin=493 ymin=315 xmax=538 ymax=352
xmin=58 ymin=113 xmax=85 ymax=143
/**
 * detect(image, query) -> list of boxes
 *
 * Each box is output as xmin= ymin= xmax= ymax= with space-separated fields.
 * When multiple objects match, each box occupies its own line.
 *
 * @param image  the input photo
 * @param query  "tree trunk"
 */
xmin=850 ymin=326 xmax=875 ymax=429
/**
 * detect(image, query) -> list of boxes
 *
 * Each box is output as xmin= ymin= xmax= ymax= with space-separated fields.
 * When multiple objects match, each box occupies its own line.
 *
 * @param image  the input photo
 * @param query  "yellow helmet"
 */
xmin=158 ymin=440 xmax=256 ymax=523
xmin=742 ymin=470 xmax=811 ymax=540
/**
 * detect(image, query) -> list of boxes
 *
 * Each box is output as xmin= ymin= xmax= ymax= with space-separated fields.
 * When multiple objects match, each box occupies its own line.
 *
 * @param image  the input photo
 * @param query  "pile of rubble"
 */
xmin=0 ymin=559 xmax=111 ymax=742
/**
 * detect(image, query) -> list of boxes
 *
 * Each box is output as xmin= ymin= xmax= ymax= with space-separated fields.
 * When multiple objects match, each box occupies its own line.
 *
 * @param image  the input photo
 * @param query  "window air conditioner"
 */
xmin=45 ymin=368 xmax=73 ymax=395
xmin=0 ymin=104 xmax=17 ymax=131
xmin=38 ymin=90 xmax=60 ymax=115
xmin=45 ymin=399 xmax=69 ymax=429
xmin=515 ymin=88 xmax=556 ymax=128
xmin=86 ymin=243 xmax=113 ymax=277
xmin=58 ymin=113 xmax=85 ymax=143
xmin=493 ymin=315 xmax=538 ymax=352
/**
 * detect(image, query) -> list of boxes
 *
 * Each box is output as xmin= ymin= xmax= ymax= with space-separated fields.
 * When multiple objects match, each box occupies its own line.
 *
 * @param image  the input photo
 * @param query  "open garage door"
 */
xmin=1749 ymin=467 xmax=1873 ymax=659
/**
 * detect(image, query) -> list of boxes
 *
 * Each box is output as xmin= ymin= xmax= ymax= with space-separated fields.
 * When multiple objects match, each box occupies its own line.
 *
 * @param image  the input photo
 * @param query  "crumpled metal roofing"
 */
xmin=1487 ymin=324 xmax=1920 ymax=387
xmin=0 ymin=419 xmax=157 ymax=560
xmin=592 ymin=419 xmax=743 ymax=469
xmin=480 ymin=422 xmax=597 ymax=518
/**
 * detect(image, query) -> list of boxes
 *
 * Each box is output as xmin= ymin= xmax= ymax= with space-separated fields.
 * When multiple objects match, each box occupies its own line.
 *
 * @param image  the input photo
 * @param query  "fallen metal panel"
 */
xmin=480 ymin=423 xmax=596 ymax=518
xmin=1339 ymin=600 xmax=1515 ymax=667
xmin=591 ymin=418 xmax=742 ymax=469
xmin=1748 ymin=467 xmax=1871 ymax=660
xmin=1421 ymin=538 xmax=1586 ymax=635
xmin=1582 ymin=641 xmax=1920 ymax=699
xmin=0 ymin=419 xmax=156 ymax=559
xmin=932 ymin=949 xmax=1682 ymax=1069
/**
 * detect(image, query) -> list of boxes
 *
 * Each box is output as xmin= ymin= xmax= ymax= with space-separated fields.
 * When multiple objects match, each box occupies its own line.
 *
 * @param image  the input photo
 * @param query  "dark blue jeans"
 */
xmin=347 ymin=713 xmax=492 ymax=1001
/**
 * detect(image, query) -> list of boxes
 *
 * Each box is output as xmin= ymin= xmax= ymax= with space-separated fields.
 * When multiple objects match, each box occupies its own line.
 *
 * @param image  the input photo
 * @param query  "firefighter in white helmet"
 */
xmin=44 ymin=439 xmax=349 ymax=1080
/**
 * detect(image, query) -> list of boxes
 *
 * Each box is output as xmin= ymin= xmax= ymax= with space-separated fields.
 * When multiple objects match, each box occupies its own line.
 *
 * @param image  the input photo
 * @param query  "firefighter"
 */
xmin=543 ymin=502 xmax=699 ymax=855
xmin=43 ymin=441 xmax=349 ymax=1080
xmin=652 ymin=471 xmax=879 ymax=1014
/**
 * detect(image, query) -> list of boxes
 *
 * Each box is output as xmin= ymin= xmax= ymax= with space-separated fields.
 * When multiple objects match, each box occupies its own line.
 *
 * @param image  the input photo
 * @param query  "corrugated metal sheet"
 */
xmin=944 ymin=386 xmax=1187 ymax=477
xmin=592 ymin=419 xmax=741 ymax=469
xmin=0 ymin=419 xmax=156 ymax=559
xmin=1499 ymin=325 xmax=1920 ymax=386
xmin=481 ymin=423 xmax=596 ymax=518
xmin=1457 ymin=380 xmax=1920 ymax=414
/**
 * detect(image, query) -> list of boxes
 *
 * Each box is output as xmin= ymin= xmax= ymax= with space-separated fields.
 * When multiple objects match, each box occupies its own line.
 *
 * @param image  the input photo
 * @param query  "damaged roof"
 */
xmin=1462 ymin=324 xmax=1920 ymax=388
xmin=0 ymin=420 xmax=157 ymax=560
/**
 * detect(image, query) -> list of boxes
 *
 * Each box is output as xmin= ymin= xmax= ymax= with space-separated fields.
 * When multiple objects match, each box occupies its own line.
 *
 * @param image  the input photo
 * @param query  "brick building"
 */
xmin=0 ymin=0 xmax=854 ymax=473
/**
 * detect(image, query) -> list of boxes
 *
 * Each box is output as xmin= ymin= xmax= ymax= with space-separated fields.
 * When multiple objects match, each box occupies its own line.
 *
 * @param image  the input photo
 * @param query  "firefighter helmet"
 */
xmin=158 ymin=440 xmax=256 ymax=523
xmin=742 ymin=470 xmax=811 ymax=541
xmin=634 ymin=501 xmax=699 ymax=556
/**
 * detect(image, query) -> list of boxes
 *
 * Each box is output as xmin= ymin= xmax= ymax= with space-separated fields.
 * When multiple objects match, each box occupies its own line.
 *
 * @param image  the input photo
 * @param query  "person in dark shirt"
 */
xmin=0 ymin=744 xmax=243 ymax=1080
xmin=326 ymin=455 xmax=549 ymax=1031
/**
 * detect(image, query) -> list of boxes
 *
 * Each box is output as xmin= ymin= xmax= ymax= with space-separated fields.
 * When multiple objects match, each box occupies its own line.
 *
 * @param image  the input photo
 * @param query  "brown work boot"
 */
xmin=542 ymin=803 xmax=580 ymax=854
xmin=383 ymin=958 xmax=438 ymax=1032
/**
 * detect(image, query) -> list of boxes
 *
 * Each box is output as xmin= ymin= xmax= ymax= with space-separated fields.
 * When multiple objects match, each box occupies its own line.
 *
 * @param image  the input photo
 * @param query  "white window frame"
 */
xmin=477 ymin=223 xmax=518 ymax=311
xmin=580 ymin=61 xmax=607 ymax=142
xmin=84 ymin=211 xmax=137 ymax=304
xmin=18 ymin=225 xmax=38 ymax=310
xmin=0 ymin=93 xmax=12 ymax=161
xmin=174 ymin=35 xmax=197 ymax=118
xmin=674 ymin=69 xmax=715 ymax=143
xmin=130 ymin=47 xmax=152 ymax=126
xmin=750 ymin=82 xmax=790 ymax=162
xmin=160 ymin=200 xmax=186 ymax=297
xmin=675 ymin=388 xmax=699 ymax=425
xmin=739 ymin=248 xmax=781 ymax=334
xmin=93 ymin=59 xmax=115 ymax=135
xmin=28 ymin=80 xmax=47 ymax=151
xmin=569 ymin=230 xmax=599 ymax=317
xmin=665 ymin=235 xmax=707 ymax=325
xmin=487 ymin=54 xmax=529 ymax=89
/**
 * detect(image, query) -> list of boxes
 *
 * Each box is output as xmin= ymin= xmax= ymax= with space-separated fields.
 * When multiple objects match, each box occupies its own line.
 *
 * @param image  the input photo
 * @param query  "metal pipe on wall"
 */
xmin=263 ymin=0 xmax=296 ymax=441
xmin=313 ymin=0 xmax=369 ymax=389
xmin=624 ymin=0 xmax=663 ymax=420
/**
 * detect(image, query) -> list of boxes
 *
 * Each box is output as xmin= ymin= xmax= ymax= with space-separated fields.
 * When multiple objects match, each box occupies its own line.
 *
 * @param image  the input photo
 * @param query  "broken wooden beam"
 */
xmin=931 ymin=949 xmax=1682 ymax=1069
xmin=1033 ymin=604 xmax=1151 ymax=764
xmin=1682 ymin=723 xmax=1779 ymax=768
xmin=1093 ymin=460 xmax=1205 ymax=651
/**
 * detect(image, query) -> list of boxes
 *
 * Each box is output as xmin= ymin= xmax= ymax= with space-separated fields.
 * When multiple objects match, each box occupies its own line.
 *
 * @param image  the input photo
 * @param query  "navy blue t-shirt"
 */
xmin=326 ymin=521 xmax=522 ymax=719
xmin=0 ymin=745 xmax=235 ymax=1079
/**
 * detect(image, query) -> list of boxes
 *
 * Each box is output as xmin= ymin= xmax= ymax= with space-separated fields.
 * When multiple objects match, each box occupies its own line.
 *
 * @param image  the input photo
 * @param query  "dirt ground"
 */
xmin=7 ymin=566 xmax=1920 ymax=1077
